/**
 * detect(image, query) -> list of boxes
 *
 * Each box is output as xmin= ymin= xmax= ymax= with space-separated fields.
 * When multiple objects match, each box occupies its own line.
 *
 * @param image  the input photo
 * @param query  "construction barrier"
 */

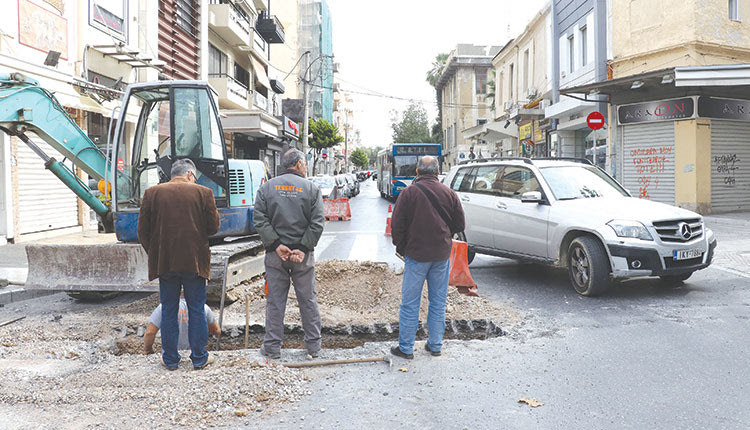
xmin=449 ymin=240 xmax=478 ymax=296
xmin=384 ymin=204 xmax=392 ymax=236
xmin=323 ymin=198 xmax=351 ymax=221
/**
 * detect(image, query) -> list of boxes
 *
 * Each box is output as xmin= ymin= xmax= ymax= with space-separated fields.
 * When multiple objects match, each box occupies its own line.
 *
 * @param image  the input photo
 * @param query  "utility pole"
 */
xmin=344 ymin=123 xmax=348 ymax=173
xmin=301 ymin=51 xmax=311 ymax=153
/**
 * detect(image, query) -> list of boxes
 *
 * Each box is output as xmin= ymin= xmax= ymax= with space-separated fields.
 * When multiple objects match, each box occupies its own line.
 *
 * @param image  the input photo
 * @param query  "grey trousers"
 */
xmin=263 ymin=250 xmax=321 ymax=353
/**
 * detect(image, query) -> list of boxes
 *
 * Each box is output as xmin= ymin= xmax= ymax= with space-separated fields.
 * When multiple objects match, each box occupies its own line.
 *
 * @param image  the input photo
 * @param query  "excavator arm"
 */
xmin=0 ymin=73 xmax=112 ymax=218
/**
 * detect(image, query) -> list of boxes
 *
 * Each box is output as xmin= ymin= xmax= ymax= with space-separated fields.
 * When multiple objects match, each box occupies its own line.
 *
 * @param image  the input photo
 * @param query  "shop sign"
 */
xmin=519 ymin=123 xmax=532 ymax=139
xmin=697 ymin=96 xmax=750 ymax=120
xmin=618 ymin=98 xmax=694 ymax=124
xmin=18 ymin=0 xmax=68 ymax=59
xmin=281 ymin=117 xmax=299 ymax=138
xmin=92 ymin=3 xmax=125 ymax=35
xmin=43 ymin=0 xmax=64 ymax=14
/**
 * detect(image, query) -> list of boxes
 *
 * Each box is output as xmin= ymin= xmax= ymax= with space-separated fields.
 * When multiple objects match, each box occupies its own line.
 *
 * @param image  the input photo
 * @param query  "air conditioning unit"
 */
xmin=504 ymin=100 xmax=515 ymax=111
xmin=526 ymin=87 xmax=538 ymax=100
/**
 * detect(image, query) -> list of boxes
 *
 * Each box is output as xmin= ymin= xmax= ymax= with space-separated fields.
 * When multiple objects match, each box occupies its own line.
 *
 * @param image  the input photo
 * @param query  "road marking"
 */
xmin=347 ymin=234 xmax=378 ymax=261
xmin=314 ymin=235 xmax=336 ymax=256
xmin=711 ymin=265 xmax=750 ymax=279
xmin=321 ymin=230 xmax=383 ymax=235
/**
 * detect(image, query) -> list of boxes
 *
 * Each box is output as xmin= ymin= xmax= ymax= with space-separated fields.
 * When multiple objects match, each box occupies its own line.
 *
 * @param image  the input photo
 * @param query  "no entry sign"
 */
xmin=587 ymin=111 xmax=605 ymax=130
xmin=322 ymin=153 xmax=328 ymax=159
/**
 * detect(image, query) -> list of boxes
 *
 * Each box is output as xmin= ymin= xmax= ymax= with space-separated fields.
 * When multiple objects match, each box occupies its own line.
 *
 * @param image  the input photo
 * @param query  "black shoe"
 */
xmin=260 ymin=345 xmax=281 ymax=359
xmin=308 ymin=349 xmax=320 ymax=358
xmin=390 ymin=346 xmax=413 ymax=360
xmin=424 ymin=343 xmax=441 ymax=357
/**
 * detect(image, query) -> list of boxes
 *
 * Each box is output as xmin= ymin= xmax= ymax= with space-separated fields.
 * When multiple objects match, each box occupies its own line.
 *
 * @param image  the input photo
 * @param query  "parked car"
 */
xmin=309 ymin=175 xmax=343 ymax=199
xmin=444 ymin=158 xmax=717 ymax=296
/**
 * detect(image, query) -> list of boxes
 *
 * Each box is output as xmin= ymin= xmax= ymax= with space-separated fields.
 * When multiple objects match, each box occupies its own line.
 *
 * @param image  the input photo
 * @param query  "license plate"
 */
xmin=673 ymin=249 xmax=703 ymax=260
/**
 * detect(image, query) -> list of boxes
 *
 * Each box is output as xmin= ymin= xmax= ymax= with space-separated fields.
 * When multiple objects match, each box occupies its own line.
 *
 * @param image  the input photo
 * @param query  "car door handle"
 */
xmin=460 ymin=196 xmax=470 ymax=202
xmin=496 ymin=202 xmax=507 ymax=209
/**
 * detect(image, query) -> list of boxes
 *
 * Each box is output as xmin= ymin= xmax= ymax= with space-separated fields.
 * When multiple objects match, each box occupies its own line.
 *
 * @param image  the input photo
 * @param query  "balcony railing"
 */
xmin=253 ymin=91 xmax=268 ymax=112
xmin=208 ymin=0 xmax=252 ymax=48
xmin=208 ymin=73 xmax=249 ymax=109
xmin=256 ymin=11 xmax=285 ymax=44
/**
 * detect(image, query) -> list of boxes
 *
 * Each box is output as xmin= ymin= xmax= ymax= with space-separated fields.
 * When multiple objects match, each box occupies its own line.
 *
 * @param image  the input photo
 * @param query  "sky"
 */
xmin=326 ymin=0 xmax=548 ymax=148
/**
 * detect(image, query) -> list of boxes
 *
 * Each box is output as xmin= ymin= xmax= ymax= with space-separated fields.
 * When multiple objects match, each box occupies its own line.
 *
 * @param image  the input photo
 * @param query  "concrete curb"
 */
xmin=0 ymin=285 xmax=57 ymax=306
xmin=704 ymin=215 xmax=750 ymax=228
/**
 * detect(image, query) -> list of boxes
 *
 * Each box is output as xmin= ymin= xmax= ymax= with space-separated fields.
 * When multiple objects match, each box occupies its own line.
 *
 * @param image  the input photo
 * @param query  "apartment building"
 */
xmin=437 ymin=44 xmax=502 ymax=168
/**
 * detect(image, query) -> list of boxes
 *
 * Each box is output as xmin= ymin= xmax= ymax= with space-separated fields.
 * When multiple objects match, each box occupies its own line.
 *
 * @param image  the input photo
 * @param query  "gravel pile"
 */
xmin=0 ymin=309 xmax=308 ymax=428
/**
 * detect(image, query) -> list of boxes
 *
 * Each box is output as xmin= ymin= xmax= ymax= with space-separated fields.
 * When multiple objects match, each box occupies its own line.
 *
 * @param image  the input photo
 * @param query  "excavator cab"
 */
xmin=110 ymin=82 xmax=253 ymax=242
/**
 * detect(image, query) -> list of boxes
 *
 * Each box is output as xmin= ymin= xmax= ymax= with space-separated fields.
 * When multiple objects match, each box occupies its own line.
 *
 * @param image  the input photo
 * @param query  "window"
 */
xmin=451 ymin=167 xmax=476 ymax=192
xmin=234 ymin=63 xmax=250 ymax=89
xmin=523 ymin=50 xmax=530 ymax=91
xmin=568 ymin=35 xmax=575 ymax=73
xmin=470 ymin=166 xmax=504 ymax=194
xmin=509 ymin=64 xmax=514 ymax=101
xmin=498 ymin=166 xmax=540 ymax=199
xmin=175 ymin=0 xmax=199 ymax=36
xmin=730 ymin=0 xmax=739 ymax=20
xmin=580 ymin=26 xmax=588 ymax=66
xmin=477 ymin=119 xmax=487 ymax=126
xmin=476 ymin=68 xmax=488 ymax=94
xmin=208 ymin=44 xmax=227 ymax=76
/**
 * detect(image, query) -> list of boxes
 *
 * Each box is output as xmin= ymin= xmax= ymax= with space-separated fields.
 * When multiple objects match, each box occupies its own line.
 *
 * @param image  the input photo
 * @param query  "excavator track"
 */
xmin=24 ymin=237 xmax=266 ymax=302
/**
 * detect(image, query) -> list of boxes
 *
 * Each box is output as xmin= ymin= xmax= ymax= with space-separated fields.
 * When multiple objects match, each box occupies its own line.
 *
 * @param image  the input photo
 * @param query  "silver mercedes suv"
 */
xmin=444 ymin=158 xmax=717 ymax=296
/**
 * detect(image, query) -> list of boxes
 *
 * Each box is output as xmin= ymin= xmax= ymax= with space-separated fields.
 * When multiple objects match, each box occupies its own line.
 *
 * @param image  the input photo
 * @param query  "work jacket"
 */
xmin=137 ymin=177 xmax=221 ymax=281
xmin=253 ymin=169 xmax=325 ymax=253
xmin=391 ymin=174 xmax=465 ymax=262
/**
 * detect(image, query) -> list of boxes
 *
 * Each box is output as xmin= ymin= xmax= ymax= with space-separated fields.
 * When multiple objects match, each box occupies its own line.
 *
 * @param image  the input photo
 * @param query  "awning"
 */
xmin=252 ymin=58 xmax=272 ymax=91
xmin=463 ymin=120 xmax=518 ymax=141
xmin=220 ymin=109 xmax=281 ymax=138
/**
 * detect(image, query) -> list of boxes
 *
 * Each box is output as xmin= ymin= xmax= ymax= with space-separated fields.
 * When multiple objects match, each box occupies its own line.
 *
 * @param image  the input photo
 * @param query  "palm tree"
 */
xmin=425 ymin=53 xmax=449 ymax=87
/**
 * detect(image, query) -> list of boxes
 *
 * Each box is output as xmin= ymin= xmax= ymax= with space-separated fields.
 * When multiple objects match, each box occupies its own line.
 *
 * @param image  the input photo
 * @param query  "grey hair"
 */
xmin=417 ymin=155 xmax=439 ymax=175
xmin=171 ymin=158 xmax=197 ymax=178
xmin=281 ymin=149 xmax=305 ymax=169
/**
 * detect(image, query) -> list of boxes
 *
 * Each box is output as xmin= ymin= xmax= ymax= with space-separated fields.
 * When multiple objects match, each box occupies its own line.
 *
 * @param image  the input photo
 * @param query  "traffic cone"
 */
xmin=384 ymin=205 xmax=392 ymax=236
xmin=449 ymin=240 xmax=478 ymax=296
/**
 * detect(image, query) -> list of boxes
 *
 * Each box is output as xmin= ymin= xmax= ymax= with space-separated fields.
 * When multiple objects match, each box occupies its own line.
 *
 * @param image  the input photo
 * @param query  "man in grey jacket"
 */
xmin=253 ymin=149 xmax=325 ymax=359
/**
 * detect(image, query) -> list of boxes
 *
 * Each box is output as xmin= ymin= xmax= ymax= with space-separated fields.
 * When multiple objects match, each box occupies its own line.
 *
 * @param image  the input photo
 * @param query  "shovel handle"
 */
xmin=283 ymin=356 xmax=387 ymax=368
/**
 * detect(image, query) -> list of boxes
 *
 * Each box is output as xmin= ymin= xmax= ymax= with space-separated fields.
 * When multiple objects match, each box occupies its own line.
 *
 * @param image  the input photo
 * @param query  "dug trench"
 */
xmin=114 ymin=259 xmax=518 ymax=355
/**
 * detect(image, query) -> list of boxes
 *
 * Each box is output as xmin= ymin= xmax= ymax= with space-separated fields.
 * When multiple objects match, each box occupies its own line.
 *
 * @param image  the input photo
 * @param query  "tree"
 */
xmin=391 ymin=102 xmax=432 ymax=143
xmin=486 ymin=79 xmax=496 ymax=112
xmin=306 ymin=118 xmax=343 ymax=175
xmin=350 ymin=148 xmax=369 ymax=169
xmin=363 ymin=146 xmax=383 ymax=168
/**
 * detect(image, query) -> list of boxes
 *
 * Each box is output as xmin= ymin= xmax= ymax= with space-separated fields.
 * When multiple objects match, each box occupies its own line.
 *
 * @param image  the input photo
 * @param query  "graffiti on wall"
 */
xmin=714 ymin=154 xmax=741 ymax=187
xmin=631 ymin=146 xmax=673 ymax=199
xmin=18 ymin=0 xmax=68 ymax=59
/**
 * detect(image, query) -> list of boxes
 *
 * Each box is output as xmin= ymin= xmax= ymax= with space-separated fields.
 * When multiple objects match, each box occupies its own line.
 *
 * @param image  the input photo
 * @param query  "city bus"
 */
xmin=377 ymin=143 xmax=442 ymax=200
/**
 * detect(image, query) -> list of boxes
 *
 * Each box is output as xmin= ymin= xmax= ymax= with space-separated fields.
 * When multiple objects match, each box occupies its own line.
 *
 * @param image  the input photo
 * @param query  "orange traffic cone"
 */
xmin=449 ymin=240 xmax=478 ymax=296
xmin=384 ymin=205 xmax=392 ymax=236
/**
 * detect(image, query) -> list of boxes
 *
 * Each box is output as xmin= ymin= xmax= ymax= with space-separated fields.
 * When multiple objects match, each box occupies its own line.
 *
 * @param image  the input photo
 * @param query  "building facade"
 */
xmin=437 ymin=44 xmax=502 ymax=168
xmin=564 ymin=0 xmax=750 ymax=213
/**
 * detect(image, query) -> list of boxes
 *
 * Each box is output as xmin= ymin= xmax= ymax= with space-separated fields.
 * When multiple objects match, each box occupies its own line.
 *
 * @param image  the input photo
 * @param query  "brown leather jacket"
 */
xmin=391 ymin=175 xmax=465 ymax=262
xmin=137 ymin=177 xmax=220 ymax=280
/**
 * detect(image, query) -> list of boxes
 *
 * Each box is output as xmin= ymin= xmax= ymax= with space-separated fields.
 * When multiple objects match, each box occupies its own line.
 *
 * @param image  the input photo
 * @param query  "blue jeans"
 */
xmin=398 ymin=257 xmax=450 ymax=354
xmin=159 ymin=272 xmax=209 ymax=368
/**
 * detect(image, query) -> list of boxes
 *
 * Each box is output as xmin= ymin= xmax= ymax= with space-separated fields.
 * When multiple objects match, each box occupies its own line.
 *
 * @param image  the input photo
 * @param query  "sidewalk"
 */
xmin=704 ymin=212 xmax=750 ymax=277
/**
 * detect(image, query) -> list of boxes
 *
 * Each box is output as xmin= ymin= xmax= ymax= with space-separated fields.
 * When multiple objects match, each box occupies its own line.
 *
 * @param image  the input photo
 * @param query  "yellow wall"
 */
xmin=674 ymin=119 xmax=712 ymax=213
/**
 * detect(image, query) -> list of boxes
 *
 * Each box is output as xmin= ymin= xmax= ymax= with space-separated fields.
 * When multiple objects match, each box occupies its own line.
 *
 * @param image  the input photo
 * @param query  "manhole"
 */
xmin=115 ymin=319 xmax=504 ymax=354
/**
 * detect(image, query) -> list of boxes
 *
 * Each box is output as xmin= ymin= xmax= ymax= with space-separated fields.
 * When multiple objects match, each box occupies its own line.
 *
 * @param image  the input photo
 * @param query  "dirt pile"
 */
xmin=224 ymin=259 xmax=521 ymax=327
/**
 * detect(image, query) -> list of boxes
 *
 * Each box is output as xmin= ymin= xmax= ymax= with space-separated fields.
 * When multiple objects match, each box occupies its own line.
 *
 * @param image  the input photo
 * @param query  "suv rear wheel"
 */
xmin=453 ymin=232 xmax=475 ymax=265
xmin=568 ymin=236 xmax=610 ymax=296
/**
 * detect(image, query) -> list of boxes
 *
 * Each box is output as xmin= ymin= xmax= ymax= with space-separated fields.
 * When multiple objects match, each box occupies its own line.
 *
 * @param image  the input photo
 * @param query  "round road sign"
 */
xmin=587 ymin=111 xmax=605 ymax=130
xmin=322 ymin=153 xmax=328 ymax=159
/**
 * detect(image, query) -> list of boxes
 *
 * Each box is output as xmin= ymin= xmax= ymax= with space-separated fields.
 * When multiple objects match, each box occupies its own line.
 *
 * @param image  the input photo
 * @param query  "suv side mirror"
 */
xmin=521 ymin=191 xmax=544 ymax=204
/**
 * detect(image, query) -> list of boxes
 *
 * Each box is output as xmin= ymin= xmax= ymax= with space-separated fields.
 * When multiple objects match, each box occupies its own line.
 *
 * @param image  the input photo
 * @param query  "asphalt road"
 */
xmin=252 ymin=178 xmax=750 ymax=430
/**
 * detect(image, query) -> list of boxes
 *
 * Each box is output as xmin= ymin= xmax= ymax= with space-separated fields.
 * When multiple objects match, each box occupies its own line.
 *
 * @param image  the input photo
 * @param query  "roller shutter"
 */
xmin=710 ymin=120 xmax=750 ymax=212
xmin=621 ymin=122 xmax=676 ymax=205
xmin=16 ymin=135 xmax=79 ymax=234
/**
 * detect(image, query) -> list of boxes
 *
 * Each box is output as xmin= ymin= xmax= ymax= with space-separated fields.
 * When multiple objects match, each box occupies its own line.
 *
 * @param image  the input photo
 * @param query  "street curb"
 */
xmin=704 ymin=215 xmax=750 ymax=228
xmin=0 ymin=286 xmax=57 ymax=306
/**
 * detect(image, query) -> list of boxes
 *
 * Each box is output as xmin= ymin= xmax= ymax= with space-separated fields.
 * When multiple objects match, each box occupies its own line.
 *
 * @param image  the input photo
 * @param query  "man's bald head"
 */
xmin=417 ymin=155 xmax=439 ymax=176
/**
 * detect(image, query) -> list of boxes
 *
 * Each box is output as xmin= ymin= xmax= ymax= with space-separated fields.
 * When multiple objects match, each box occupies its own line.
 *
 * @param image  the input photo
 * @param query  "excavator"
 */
xmin=0 ymin=72 xmax=268 ymax=301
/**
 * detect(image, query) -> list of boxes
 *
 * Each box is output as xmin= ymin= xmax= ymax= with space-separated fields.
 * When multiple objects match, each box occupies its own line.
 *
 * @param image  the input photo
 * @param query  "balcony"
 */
xmin=208 ymin=1 xmax=252 ymax=49
xmin=256 ymin=12 xmax=285 ymax=44
xmin=253 ymin=91 xmax=269 ymax=113
xmin=252 ymin=0 xmax=268 ymax=11
xmin=249 ymin=28 xmax=269 ymax=60
xmin=208 ymin=74 xmax=249 ymax=110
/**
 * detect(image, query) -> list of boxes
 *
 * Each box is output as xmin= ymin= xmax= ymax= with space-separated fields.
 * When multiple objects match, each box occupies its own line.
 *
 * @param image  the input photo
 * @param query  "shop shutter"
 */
xmin=710 ymin=120 xmax=750 ymax=212
xmin=621 ymin=122 xmax=676 ymax=205
xmin=16 ymin=135 xmax=79 ymax=234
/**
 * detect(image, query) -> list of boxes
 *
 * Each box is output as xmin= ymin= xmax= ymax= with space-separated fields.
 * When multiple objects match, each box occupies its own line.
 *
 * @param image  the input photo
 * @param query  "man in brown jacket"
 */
xmin=138 ymin=159 xmax=220 ymax=370
xmin=390 ymin=155 xmax=465 ymax=359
